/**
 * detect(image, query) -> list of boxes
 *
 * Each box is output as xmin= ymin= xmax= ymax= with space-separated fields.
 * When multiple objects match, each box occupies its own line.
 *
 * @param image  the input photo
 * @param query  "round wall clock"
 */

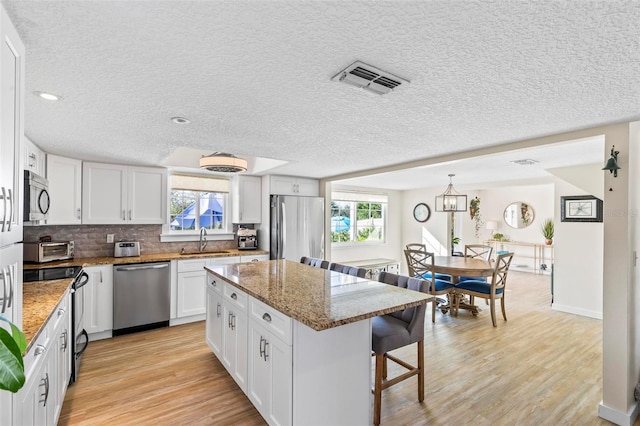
xmin=413 ymin=203 xmax=431 ymax=223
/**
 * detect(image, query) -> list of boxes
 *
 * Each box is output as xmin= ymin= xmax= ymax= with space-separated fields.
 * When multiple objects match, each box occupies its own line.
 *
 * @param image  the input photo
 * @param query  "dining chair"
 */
xmin=328 ymin=262 xmax=367 ymax=278
xmin=453 ymin=252 xmax=514 ymax=327
xmin=300 ymin=256 xmax=329 ymax=269
xmin=404 ymin=248 xmax=454 ymax=322
xmin=459 ymin=244 xmax=494 ymax=305
xmin=405 ymin=243 xmax=452 ymax=281
xmin=372 ymin=272 xmax=429 ymax=426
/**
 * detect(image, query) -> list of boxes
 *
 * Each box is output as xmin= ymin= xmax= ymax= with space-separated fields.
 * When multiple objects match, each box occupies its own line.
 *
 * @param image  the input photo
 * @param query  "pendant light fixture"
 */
xmin=435 ymin=174 xmax=468 ymax=212
xmin=199 ymin=152 xmax=247 ymax=173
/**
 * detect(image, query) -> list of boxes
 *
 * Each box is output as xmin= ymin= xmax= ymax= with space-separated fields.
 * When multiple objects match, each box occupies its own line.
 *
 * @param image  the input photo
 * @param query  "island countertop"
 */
xmin=205 ymin=259 xmax=433 ymax=331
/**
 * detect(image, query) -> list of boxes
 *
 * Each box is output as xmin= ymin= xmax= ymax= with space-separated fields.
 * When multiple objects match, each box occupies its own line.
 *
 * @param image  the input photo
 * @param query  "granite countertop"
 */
xmin=205 ymin=259 xmax=433 ymax=331
xmin=23 ymin=248 xmax=269 ymax=269
xmin=22 ymin=278 xmax=73 ymax=353
xmin=21 ymin=248 xmax=268 ymax=352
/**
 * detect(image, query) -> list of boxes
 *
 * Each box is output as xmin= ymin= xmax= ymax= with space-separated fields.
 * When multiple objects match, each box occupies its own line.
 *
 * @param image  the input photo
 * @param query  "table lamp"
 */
xmin=486 ymin=221 xmax=498 ymax=238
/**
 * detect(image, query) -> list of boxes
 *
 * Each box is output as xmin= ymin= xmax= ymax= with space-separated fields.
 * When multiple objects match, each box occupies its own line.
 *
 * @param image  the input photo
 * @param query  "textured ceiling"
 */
xmin=2 ymin=1 xmax=639 ymax=187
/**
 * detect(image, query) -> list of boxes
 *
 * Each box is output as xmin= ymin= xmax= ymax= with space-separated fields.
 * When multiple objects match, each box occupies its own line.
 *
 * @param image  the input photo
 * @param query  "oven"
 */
xmin=23 ymin=265 xmax=89 ymax=385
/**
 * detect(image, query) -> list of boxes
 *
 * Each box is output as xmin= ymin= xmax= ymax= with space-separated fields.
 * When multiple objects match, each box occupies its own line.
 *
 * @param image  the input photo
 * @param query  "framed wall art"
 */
xmin=560 ymin=195 xmax=603 ymax=222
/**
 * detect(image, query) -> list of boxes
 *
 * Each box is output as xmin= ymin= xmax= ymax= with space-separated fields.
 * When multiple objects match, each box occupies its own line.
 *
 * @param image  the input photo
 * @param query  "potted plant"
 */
xmin=469 ymin=197 xmax=483 ymax=238
xmin=0 ymin=315 xmax=26 ymax=393
xmin=541 ymin=218 xmax=554 ymax=245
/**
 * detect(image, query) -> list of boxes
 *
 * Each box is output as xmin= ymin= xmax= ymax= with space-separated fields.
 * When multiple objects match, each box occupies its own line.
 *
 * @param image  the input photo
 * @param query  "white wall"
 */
xmin=327 ymin=184 xmax=403 ymax=265
xmin=552 ymin=179 xmax=604 ymax=318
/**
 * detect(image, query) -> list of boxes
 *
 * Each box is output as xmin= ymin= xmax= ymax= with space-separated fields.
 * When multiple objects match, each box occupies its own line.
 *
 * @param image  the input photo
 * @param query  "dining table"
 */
xmin=431 ymin=256 xmax=494 ymax=315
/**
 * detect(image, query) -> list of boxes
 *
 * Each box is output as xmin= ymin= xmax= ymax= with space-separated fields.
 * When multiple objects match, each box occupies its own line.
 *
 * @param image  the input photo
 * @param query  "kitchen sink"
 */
xmin=179 ymin=249 xmax=232 ymax=256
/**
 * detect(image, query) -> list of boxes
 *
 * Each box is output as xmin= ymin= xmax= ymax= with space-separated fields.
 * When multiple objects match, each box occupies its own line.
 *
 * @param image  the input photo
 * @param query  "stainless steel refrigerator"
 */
xmin=270 ymin=195 xmax=324 ymax=261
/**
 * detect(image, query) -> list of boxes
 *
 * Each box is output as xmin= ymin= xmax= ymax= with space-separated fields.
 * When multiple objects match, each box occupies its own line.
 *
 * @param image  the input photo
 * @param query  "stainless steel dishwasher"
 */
xmin=113 ymin=262 xmax=170 ymax=336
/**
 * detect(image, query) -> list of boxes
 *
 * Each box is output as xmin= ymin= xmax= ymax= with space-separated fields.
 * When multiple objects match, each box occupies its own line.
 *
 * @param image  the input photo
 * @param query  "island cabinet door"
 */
xmin=248 ymin=321 xmax=292 ymax=426
xmin=222 ymin=304 xmax=248 ymax=393
xmin=205 ymin=284 xmax=224 ymax=358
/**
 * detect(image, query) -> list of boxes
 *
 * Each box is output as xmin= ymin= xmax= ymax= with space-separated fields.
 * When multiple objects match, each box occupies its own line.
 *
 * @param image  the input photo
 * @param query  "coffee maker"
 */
xmin=237 ymin=228 xmax=258 ymax=250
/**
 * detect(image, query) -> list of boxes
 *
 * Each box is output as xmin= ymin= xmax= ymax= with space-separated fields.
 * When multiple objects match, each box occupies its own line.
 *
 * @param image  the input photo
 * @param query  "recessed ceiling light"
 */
xmin=510 ymin=159 xmax=539 ymax=166
xmin=171 ymin=117 xmax=190 ymax=124
xmin=34 ymin=91 xmax=61 ymax=101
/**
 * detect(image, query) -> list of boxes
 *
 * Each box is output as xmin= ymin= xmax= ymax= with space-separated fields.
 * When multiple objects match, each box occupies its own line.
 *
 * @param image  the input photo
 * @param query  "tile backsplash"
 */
xmin=24 ymin=225 xmax=238 ymax=258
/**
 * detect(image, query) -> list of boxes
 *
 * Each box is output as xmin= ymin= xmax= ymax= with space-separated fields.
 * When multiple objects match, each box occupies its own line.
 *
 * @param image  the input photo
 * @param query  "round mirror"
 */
xmin=504 ymin=202 xmax=535 ymax=229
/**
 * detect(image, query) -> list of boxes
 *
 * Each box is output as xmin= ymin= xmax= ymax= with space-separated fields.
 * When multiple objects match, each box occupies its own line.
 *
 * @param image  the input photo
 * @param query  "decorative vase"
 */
xmin=545 ymin=239 xmax=553 ymax=245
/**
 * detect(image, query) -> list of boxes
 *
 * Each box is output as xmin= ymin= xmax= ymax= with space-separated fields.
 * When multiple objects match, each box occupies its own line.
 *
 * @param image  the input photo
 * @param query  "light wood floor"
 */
xmin=60 ymin=271 xmax=611 ymax=425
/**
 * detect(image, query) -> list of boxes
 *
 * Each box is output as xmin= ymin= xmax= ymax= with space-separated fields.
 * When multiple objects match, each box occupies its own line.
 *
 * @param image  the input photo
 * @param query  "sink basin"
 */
xmin=179 ymin=250 xmax=231 ymax=256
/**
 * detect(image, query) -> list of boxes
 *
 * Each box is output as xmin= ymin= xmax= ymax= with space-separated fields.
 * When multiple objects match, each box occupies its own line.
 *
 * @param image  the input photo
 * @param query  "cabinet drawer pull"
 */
xmin=58 ymin=307 xmax=66 ymax=316
xmin=259 ymin=336 xmax=265 ymax=358
xmin=77 ymin=208 xmax=81 ymax=219
xmin=263 ymin=340 xmax=269 ymax=361
xmin=34 ymin=344 xmax=46 ymax=356
xmin=262 ymin=313 xmax=272 ymax=322
xmin=230 ymin=292 xmax=237 ymax=300
xmin=216 ymin=302 xmax=221 ymax=318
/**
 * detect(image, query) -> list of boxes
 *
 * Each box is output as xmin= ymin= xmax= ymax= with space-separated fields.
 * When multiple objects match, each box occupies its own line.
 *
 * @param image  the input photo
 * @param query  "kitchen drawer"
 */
xmin=51 ymin=290 xmax=70 ymax=331
xmin=223 ymin=283 xmax=248 ymax=312
xmin=23 ymin=320 xmax=51 ymax=381
xmin=177 ymin=258 xmax=209 ymax=273
xmin=249 ymin=297 xmax=292 ymax=345
xmin=208 ymin=275 xmax=224 ymax=294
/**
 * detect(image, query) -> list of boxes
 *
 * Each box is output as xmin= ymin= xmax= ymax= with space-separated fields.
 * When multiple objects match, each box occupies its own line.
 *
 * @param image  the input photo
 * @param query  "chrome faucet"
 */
xmin=199 ymin=228 xmax=208 ymax=252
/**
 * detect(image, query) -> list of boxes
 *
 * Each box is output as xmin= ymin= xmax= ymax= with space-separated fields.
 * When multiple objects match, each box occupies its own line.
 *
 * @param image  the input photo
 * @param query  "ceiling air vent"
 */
xmin=331 ymin=61 xmax=409 ymax=95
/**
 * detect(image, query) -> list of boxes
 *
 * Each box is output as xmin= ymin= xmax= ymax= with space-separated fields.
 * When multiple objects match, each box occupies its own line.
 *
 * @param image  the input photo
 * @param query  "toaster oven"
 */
xmin=24 ymin=241 xmax=75 ymax=263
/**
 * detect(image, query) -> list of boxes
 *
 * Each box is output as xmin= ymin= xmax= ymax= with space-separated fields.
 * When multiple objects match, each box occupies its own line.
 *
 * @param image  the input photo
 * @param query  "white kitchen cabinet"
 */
xmin=221 ymin=282 xmax=248 ymax=392
xmin=52 ymin=300 xmax=71 ymax=423
xmin=240 ymin=253 xmax=270 ymax=263
xmin=269 ymin=175 xmax=319 ymax=197
xmin=232 ymin=175 xmax=262 ymax=224
xmin=83 ymin=265 xmax=113 ymax=338
xmin=23 ymin=137 xmax=46 ymax=176
xmin=15 ymin=291 xmax=71 ymax=426
xmin=0 ymin=4 xmax=25 ymax=248
xmin=46 ymin=154 xmax=82 ymax=225
xmin=82 ymin=162 xmax=167 ymax=224
xmin=247 ymin=299 xmax=292 ymax=426
xmin=176 ymin=256 xmax=239 ymax=321
xmin=205 ymin=278 xmax=224 ymax=358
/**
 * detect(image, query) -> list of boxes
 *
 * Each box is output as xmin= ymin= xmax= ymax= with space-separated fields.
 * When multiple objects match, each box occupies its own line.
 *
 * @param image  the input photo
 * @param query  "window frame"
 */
xmin=330 ymin=193 xmax=387 ymax=246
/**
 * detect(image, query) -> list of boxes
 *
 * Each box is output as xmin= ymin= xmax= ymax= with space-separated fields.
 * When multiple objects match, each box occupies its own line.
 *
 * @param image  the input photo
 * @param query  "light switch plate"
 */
xmin=106 ymin=234 xmax=114 ymax=243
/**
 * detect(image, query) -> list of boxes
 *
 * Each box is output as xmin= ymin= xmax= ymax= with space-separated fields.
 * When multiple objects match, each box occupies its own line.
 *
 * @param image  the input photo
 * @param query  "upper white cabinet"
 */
xmin=46 ymin=154 xmax=82 ymax=225
xmin=82 ymin=162 xmax=167 ymax=224
xmin=23 ymin=137 xmax=46 ymax=176
xmin=269 ymin=175 xmax=319 ymax=197
xmin=231 ymin=175 xmax=261 ymax=224
xmin=0 ymin=4 xmax=25 ymax=247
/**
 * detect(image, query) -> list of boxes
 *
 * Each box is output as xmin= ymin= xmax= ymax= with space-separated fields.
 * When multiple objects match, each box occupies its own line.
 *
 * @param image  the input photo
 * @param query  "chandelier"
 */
xmin=435 ymin=174 xmax=467 ymax=212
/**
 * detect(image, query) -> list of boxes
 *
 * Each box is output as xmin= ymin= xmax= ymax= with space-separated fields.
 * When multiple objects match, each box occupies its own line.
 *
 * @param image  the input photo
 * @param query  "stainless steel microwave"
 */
xmin=24 ymin=241 xmax=74 ymax=263
xmin=23 ymin=170 xmax=50 ymax=223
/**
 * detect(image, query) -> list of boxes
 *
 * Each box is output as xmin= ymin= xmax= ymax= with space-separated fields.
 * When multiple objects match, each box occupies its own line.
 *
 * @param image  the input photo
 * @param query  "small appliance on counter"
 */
xmin=24 ymin=238 xmax=74 ymax=263
xmin=237 ymin=228 xmax=258 ymax=250
xmin=114 ymin=241 xmax=141 ymax=258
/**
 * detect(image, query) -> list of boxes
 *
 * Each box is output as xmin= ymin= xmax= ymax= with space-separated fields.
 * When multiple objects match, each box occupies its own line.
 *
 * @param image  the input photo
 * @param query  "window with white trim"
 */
xmin=331 ymin=191 xmax=387 ymax=244
xmin=169 ymin=174 xmax=230 ymax=233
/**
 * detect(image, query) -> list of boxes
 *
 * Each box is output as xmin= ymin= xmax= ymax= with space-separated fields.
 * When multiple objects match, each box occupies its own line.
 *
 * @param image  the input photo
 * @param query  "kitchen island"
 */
xmin=205 ymin=259 xmax=432 ymax=426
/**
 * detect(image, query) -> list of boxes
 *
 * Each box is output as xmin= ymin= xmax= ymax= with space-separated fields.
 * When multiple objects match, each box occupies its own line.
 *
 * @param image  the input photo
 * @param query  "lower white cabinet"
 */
xmin=240 ymin=254 xmax=270 ymax=263
xmin=221 ymin=283 xmax=248 ymax=392
xmin=205 ymin=278 xmax=224 ymax=357
xmin=15 ymin=291 xmax=71 ymax=426
xmin=247 ymin=300 xmax=292 ymax=426
xmin=83 ymin=265 xmax=113 ymax=338
xmin=177 ymin=256 xmax=239 ymax=321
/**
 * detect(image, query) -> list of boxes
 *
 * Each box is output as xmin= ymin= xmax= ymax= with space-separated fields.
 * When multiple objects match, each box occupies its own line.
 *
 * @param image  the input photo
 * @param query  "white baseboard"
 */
xmin=170 ymin=314 xmax=205 ymax=326
xmin=551 ymin=303 xmax=602 ymax=320
xmin=598 ymin=400 xmax=639 ymax=426
xmin=88 ymin=330 xmax=113 ymax=341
